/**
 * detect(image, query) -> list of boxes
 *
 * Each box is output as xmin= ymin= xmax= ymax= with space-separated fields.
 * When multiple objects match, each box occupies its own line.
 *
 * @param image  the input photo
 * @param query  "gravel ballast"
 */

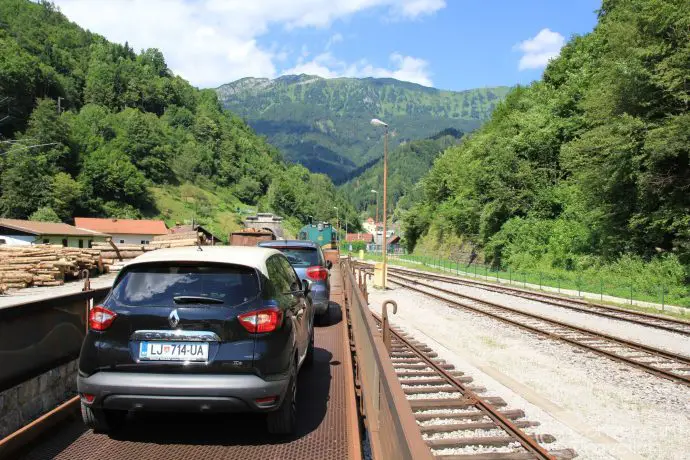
xmin=423 ymin=277 xmax=690 ymax=357
xmin=368 ymin=281 xmax=690 ymax=459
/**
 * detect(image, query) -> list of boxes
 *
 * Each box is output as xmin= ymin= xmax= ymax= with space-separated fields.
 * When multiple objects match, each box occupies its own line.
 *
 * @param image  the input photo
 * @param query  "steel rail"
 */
xmin=371 ymin=313 xmax=556 ymax=460
xmin=384 ymin=265 xmax=690 ymax=336
xmin=388 ymin=274 xmax=690 ymax=387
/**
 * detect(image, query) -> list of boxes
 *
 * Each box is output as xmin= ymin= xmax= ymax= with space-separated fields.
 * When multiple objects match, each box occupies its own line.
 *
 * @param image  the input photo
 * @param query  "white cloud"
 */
xmin=284 ymin=52 xmax=433 ymax=86
xmin=515 ymin=28 xmax=565 ymax=70
xmin=326 ymin=33 xmax=344 ymax=50
xmin=52 ymin=0 xmax=445 ymax=87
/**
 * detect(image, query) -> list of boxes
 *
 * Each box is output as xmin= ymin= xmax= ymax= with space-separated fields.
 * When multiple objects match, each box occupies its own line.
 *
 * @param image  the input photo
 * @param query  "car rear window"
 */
xmin=110 ymin=263 xmax=259 ymax=307
xmin=273 ymin=248 xmax=319 ymax=267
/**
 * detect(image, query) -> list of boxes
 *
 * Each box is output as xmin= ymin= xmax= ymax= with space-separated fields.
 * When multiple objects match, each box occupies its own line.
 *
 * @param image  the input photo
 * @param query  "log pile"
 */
xmin=0 ymin=246 xmax=103 ymax=291
xmin=0 ymin=232 xmax=210 ymax=292
xmin=92 ymin=232 xmax=206 ymax=272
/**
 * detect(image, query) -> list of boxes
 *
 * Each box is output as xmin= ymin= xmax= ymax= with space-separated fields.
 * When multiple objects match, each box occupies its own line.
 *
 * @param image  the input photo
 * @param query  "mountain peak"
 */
xmin=216 ymin=77 xmax=510 ymax=181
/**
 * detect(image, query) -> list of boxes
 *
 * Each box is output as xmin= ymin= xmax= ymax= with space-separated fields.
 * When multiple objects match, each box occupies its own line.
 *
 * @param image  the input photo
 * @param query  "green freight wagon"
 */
xmin=299 ymin=223 xmax=336 ymax=249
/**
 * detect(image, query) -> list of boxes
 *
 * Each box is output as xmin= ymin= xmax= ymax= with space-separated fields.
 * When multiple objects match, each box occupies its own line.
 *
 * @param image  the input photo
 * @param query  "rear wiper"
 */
xmin=173 ymin=296 xmax=224 ymax=304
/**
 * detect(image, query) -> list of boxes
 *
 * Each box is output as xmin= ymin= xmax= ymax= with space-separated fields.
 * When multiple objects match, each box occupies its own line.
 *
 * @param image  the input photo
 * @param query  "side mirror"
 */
xmin=302 ymin=279 xmax=311 ymax=294
xmin=326 ymin=260 xmax=333 ymax=270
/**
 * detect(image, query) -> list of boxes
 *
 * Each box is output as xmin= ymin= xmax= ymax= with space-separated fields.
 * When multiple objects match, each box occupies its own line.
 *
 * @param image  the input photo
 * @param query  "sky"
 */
xmin=52 ymin=0 xmax=602 ymax=91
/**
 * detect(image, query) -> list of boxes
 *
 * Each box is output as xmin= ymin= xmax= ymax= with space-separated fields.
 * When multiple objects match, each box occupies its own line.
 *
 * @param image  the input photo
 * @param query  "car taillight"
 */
xmin=89 ymin=305 xmax=117 ymax=331
xmin=238 ymin=308 xmax=283 ymax=333
xmin=306 ymin=266 xmax=328 ymax=281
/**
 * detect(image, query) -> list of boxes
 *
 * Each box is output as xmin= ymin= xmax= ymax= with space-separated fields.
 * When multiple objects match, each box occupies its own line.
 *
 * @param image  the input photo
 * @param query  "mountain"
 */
xmin=0 ymin=0 xmax=359 ymax=236
xmin=341 ymin=128 xmax=463 ymax=216
xmin=216 ymin=75 xmax=510 ymax=182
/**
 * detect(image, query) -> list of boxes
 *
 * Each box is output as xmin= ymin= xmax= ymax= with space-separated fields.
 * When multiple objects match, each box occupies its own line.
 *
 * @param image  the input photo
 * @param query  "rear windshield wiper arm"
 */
xmin=173 ymin=296 xmax=224 ymax=304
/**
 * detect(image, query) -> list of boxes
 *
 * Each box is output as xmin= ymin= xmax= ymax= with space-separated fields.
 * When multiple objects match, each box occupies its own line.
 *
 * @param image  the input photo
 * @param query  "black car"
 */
xmin=77 ymin=246 xmax=315 ymax=435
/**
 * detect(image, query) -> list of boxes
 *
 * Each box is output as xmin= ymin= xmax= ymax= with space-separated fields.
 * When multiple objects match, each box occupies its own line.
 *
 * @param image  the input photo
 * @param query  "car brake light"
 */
xmin=306 ymin=266 xmax=328 ymax=281
xmin=81 ymin=393 xmax=95 ymax=404
xmin=89 ymin=305 xmax=117 ymax=331
xmin=238 ymin=308 xmax=283 ymax=333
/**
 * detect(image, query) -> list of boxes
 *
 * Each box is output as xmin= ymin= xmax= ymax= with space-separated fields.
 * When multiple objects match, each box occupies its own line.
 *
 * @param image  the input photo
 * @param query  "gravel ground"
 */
xmin=368 ymin=281 xmax=690 ymax=460
xmin=423 ymin=277 xmax=690 ymax=358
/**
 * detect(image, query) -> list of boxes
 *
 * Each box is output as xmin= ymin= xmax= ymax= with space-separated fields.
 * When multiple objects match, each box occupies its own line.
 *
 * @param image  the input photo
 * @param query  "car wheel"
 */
xmin=81 ymin=403 xmax=126 ymax=434
xmin=267 ymin=370 xmax=297 ymax=435
xmin=303 ymin=329 xmax=315 ymax=368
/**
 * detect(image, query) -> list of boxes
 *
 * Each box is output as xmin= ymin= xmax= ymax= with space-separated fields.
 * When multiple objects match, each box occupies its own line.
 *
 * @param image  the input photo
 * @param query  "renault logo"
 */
xmin=169 ymin=309 xmax=180 ymax=328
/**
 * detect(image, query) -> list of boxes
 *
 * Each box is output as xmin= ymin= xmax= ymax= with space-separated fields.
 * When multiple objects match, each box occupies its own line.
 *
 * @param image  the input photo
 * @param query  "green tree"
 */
xmin=29 ymin=207 xmax=61 ymax=222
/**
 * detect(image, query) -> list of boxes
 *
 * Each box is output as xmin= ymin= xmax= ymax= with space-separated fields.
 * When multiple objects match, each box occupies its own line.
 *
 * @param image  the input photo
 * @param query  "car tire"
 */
xmin=81 ymin=403 xmax=126 ymax=434
xmin=267 ymin=370 xmax=297 ymax=435
xmin=317 ymin=303 xmax=330 ymax=326
xmin=303 ymin=329 xmax=315 ymax=368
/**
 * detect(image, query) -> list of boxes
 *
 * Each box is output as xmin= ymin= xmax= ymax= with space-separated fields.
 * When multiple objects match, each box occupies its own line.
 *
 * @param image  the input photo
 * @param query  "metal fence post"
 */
xmin=600 ymin=279 xmax=603 ymax=301
xmin=539 ymin=272 xmax=542 ymax=291
xmin=630 ymin=283 xmax=633 ymax=305
xmin=662 ymin=286 xmax=665 ymax=311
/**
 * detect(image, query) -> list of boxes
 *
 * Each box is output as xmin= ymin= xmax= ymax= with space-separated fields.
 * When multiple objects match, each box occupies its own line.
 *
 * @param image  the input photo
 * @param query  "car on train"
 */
xmin=77 ymin=246 xmax=315 ymax=435
xmin=258 ymin=239 xmax=332 ymax=318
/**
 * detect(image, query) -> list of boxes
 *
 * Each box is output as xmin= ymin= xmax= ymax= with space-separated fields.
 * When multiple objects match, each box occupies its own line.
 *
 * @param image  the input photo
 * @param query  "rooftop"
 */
xmin=0 ymin=218 xmax=108 ymax=237
xmin=125 ymin=246 xmax=281 ymax=277
xmin=75 ymin=217 xmax=168 ymax=236
xmin=345 ymin=233 xmax=374 ymax=243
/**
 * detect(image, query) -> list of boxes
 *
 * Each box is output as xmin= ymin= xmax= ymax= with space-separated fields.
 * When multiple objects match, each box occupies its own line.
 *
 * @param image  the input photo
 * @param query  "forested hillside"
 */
xmin=403 ymin=0 xmax=689 ymax=280
xmin=341 ymin=129 xmax=462 ymax=215
xmin=217 ymin=75 xmax=509 ymax=182
xmin=0 ymin=0 xmax=358 ymax=236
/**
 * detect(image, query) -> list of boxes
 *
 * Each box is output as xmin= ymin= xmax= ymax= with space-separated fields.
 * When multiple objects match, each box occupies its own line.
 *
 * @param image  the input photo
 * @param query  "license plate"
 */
xmin=139 ymin=342 xmax=209 ymax=361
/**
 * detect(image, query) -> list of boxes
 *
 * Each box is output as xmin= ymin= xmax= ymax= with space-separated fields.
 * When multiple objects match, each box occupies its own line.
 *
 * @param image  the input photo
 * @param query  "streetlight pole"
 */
xmin=371 ymin=189 xmax=379 ymax=231
xmin=333 ymin=206 xmax=339 ymax=247
xmin=371 ymin=118 xmax=389 ymax=289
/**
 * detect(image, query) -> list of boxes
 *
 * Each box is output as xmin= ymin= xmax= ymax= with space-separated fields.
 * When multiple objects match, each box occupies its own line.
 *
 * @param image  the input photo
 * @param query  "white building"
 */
xmin=74 ymin=217 xmax=168 ymax=245
xmin=0 ymin=218 xmax=108 ymax=247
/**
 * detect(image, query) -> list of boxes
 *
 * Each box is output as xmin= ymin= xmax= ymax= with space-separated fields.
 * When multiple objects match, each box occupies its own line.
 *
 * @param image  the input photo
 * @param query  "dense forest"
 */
xmin=403 ymin=0 xmax=689 ymax=279
xmin=341 ymin=129 xmax=463 ymax=215
xmin=217 ymin=75 xmax=509 ymax=182
xmin=0 ymin=0 xmax=359 ymax=236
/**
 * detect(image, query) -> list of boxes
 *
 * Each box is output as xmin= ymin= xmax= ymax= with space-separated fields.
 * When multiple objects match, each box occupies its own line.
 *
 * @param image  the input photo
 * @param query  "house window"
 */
xmin=78 ymin=239 xmax=84 ymax=248
xmin=119 ymin=240 xmax=125 ymax=244
xmin=141 ymin=240 xmax=149 ymax=244
xmin=43 ymin=239 xmax=50 ymax=244
xmin=88 ymin=240 xmax=92 ymax=248
xmin=62 ymin=239 xmax=68 ymax=247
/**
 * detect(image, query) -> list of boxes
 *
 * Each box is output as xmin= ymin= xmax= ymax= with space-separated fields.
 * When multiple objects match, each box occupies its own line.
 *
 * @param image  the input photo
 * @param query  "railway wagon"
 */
xmin=299 ymin=222 xmax=336 ymax=249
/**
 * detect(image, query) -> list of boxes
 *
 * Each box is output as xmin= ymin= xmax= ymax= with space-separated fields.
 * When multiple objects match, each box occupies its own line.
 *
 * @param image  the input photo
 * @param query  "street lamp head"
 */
xmin=370 ymin=118 xmax=388 ymax=128
xmin=370 ymin=189 xmax=378 ymax=194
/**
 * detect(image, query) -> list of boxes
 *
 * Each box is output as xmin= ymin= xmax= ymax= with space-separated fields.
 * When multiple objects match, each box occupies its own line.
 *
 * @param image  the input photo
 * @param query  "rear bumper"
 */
xmin=78 ymin=372 xmax=289 ymax=413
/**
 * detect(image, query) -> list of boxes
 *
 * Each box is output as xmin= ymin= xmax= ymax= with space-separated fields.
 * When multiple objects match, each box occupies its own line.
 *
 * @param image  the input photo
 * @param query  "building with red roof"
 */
xmin=75 ymin=217 xmax=168 ymax=245
xmin=345 ymin=233 xmax=374 ymax=243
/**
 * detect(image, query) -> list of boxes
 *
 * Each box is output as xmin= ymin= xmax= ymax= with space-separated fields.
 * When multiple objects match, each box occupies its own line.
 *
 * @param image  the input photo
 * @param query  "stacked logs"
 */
xmin=92 ymin=232 xmax=206 ymax=272
xmin=0 ymin=232 xmax=208 ymax=291
xmin=0 ymin=246 xmax=103 ymax=291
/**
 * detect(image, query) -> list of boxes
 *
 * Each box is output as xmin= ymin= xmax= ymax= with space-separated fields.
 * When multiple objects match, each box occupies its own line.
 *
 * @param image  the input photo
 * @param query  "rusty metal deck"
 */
xmin=18 ymin=263 xmax=360 ymax=460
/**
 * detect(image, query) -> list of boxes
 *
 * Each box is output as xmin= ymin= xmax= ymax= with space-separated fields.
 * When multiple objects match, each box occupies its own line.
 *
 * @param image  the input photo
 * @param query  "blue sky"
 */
xmin=54 ymin=0 xmax=601 ymax=91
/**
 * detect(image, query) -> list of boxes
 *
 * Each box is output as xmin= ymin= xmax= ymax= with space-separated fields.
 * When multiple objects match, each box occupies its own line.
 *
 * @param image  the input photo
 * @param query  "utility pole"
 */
xmin=371 ymin=189 xmax=379 ymax=229
xmin=371 ymin=118 xmax=389 ymax=289
xmin=57 ymin=97 xmax=63 ymax=114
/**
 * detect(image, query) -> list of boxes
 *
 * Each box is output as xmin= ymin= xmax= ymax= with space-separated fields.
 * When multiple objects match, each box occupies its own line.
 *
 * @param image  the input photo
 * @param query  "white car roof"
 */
xmin=124 ymin=246 xmax=281 ymax=277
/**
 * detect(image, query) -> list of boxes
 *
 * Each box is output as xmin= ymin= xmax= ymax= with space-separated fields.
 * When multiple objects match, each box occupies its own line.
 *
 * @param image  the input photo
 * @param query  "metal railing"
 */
xmin=340 ymin=257 xmax=432 ymax=460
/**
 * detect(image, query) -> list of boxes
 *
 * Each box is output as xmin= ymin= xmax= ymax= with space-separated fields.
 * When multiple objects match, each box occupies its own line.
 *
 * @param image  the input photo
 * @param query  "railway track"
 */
xmin=381 ymin=271 xmax=690 ymax=387
xmin=385 ymin=265 xmax=690 ymax=336
xmin=373 ymin=316 xmax=576 ymax=459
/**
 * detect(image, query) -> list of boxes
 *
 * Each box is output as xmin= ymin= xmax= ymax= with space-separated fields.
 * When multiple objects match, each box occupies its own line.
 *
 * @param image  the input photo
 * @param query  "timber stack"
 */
xmin=0 ymin=245 xmax=102 ymax=292
xmin=93 ymin=231 xmax=206 ymax=272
